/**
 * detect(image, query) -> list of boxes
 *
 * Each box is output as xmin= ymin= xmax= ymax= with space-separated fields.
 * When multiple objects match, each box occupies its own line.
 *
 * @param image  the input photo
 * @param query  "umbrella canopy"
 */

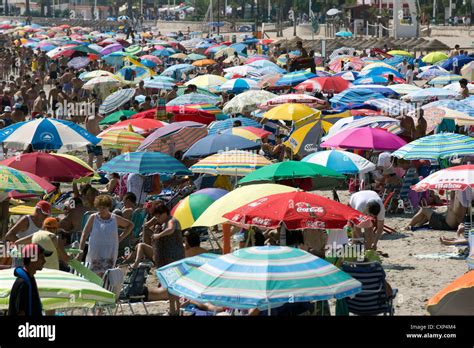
xmin=0 ymin=268 xmax=115 ymax=310
xmin=222 ymin=126 xmax=271 ymax=142
xmin=386 ymin=50 xmax=413 ymax=57
xmin=321 ymin=127 xmax=406 ymax=151
xmin=99 ymin=151 xmax=191 ymax=175
xmin=208 ymin=117 xmax=261 ymax=135
xmin=259 ymin=94 xmax=326 ymax=110
xmin=330 ymin=89 xmax=386 ymax=107
xmin=417 ymin=68 xmax=450 ymax=80
xmin=104 ymin=118 xmax=167 ymax=135
xmin=98 ymin=129 xmax=144 ymax=151
xmin=67 ymin=56 xmax=90 ymax=69
xmin=8 ymin=171 xmax=56 ymax=199
xmin=185 ymin=74 xmax=228 ymax=91
xmin=441 ymin=55 xmax=474 ymax=71
xmin=171 ymin=188 xmax=228 ymax=230
xmin=461 ymin=61 xmax=474 ymax=81
xmin=0 ymin=118 xmax=100 ymax=151
xmin=192 ymin=59 xmax=217 ymax=67
xmin=238 ymin=161 xmax=344 ymax=187
xmin=99 ymin=88 xmax=136 ymax=115
xmin=219 ymin=78 xmax=259 ymax=93
xmin=169 ymin=246 xmax=362 ymax=310
xmin=386 ymin=84 xmax=422 ymax=95
xmin=412 ymin=164 xmax=474 ymax=192
xmin=193 ymin=184 xmax=297 ymax=227
xmin=79 ymin=69 xmax=115 ymax=81
xmin=161 ymin=64 xmax=195 ymax=77
xmin=223 ymin=90 xmax=277 ymax=114
xmin=422 ymin=52 xmax=449 ymax=64
xmin=0 ymin=152 xmax=94 ymax=183
xmin=401 ymin=88 xmax=459 ymax=102
xmin=166 ymin=93 xmax=220 ymax=106
xmin=392 ymin=133 xmax=474 ymax=161
xmin=224 ymin=191 xmax=369 ymax=230
xmin=183 ymin=133 xmax=260 ymax=159
xmin=428 ymin=74 xmax=463 ymax=86
xmin=100 ymin=43 xmax=123 ymax=55
xmin=83 ymin=76 xmax=123 ymax=91
xmin=99 ymin=110 xmax=137 ymax=125
xmin=276 ymin=70 xmax=317 ymax=86
xmin=295 ymin=76 xmax=351 ymax=93
xmin=142 ymin=76 xmax=175 ymax=90
xmin=302 ymin=150 xmax=376 ymax=175
xmin=426 ymin=270 xmax=474 ymax=315
xmin=190 ymin=150 xmax=272 ymax=176
xmin=335 ymin=31 xmax=353 ymax=37
xmin=365 ymin=98 xmax=415 ymax=116
xmin=262 ymin=103 xmax=318 ymax=122
xmin=0 ymin=165 xmax=48 ymax=194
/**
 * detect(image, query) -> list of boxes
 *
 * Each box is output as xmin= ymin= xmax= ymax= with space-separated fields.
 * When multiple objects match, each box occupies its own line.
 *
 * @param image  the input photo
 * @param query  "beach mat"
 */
xmin=414 ymin=252 xmax=466 ymax=260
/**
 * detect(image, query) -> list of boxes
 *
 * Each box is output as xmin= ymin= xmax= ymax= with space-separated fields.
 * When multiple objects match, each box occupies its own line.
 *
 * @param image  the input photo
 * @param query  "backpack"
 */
xmin=119 ymin=263 xmax=150 ymax=302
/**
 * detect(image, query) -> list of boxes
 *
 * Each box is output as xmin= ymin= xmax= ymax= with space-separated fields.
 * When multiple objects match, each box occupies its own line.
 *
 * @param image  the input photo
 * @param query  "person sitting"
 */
xmin=100 ymin=172 xmax=120 ymax=195
xmin=440 ymin=222 xmax=469 ymax=246
xmin=184 ymin=230 xmax=208 ymax=257
xmin=5 ymin=201 xmax=51 ymax=242
xmin=261 ymin=134 xmax=286 ymax=161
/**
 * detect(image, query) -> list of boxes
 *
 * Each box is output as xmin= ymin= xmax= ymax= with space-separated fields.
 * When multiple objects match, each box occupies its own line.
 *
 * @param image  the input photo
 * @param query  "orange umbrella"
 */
xmin=426 ymin=271 xmax=474 ymax=315
xmin=192 ymin=59 xmax=217 ymax=67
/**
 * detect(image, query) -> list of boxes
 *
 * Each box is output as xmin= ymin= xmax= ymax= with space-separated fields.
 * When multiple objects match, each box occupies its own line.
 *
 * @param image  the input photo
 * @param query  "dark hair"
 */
xmin=72 ymin=197 xmax=83 ymax=207
xmin=233 ymin=120 xmax=242 ymax=127
xmin=254 ymin=230 xmax=265 ymax=246
xmin=111 ymin=172 xmax=120 ymax=179
xmin=185 ymin=230 xmax=201 ymax=247
xmin=459 ymin=78 xmax=468 ymax=86
xmin=123 ymin=192 xmax=137 ymax=204
xmin=367 ymin=201 xmax=381 ymax=217
xmin=152 ymin=201 xmax=170 ymax=216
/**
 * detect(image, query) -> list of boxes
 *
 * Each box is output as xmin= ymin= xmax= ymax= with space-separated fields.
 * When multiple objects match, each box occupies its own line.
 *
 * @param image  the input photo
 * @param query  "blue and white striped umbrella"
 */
xmin=169 ymin=246 xmax=362 ymax=310
xmin=142 ymin=76 xmax=175 ymax=90
xmin=401 ymin=88 xmax=459 ymax=102
xmin=0 ymin=118 xmax=100 ymax=151
xmin=392 ymin=133 xmax=474 ymax=161
xmin=276 ymin=70 xmax=317 ymax=86
xmin=219 ymin=78 xmax=259 ymax=93
xmin=302 ymin=150 xmax=376 ymax=174
xmin=365 ymin=97 xmax=415 ymax=116
xmin=99 ymin=151 xmax=192 ymax=175
xmin=99 ymin=88 xmax=135 ymax=115
xmin=427 ymin=74 xmax=463 ymax=85
xmin=417 ymin=68 xmax=450 ymax=80
xmin=208 ymin=116 xmax=261 ymax=135
xmin=248 ymin=60 xmax=285 ymax=71
xmin=161 ymin=64 xmax=195 ymax=78
xmin=166 ymin=93 xmax=220 ymax=106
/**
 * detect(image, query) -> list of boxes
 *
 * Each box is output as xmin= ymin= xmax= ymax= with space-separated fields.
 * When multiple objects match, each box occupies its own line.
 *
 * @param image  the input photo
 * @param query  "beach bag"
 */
xmin=119 ymin=263 xmax=150 ymax=302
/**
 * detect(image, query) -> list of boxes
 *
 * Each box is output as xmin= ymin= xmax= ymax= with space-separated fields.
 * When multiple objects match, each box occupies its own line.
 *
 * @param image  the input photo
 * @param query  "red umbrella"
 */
xmin=223 ymin=191 xmax=371 ymax=230
xmin=295 ymin=76 xmax=352 ymax=93
xmin=0 ymin=153 xmax=94 ymax=183
xmin=9 ymin=171 xmax=56 ymax=199
xmin=132 ymin=107 xmax=216 ymax=125
xmin=106 ymin=118 xmax=168 ymax=134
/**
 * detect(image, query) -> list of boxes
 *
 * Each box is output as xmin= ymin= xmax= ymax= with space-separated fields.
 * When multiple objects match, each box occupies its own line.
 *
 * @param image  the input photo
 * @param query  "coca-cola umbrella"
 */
xmin=223 ymin=191 xmax=370 ymax=230
xmin=411 ymin=165 xmax=474 ymax=192
xmin=132 ymin=106 xmax=216 ymax=125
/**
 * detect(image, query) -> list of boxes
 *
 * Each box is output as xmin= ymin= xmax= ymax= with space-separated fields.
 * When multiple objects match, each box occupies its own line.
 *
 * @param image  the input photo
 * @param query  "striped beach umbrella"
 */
xmin=0 ymin=118 xmax=100 ymax=151
xmin=105 ymin=118 xmax=167 ymax=135
xmin=0 ymin=268 xmax=115 ymax=310
xmin=412 ymin=164 xmax=474 ymax=192
xmin=392 ymin=133 xmax=474 ymax=161
xmin=99 ymin=110 xmax=137 ymax=125
xmin=365 ymin=98 xmax=415 ymax=116
xmin=167 ymin=93 xmax=220 ymax=106
xmin=223 ymin=90 xmax=277 ymax=114
xmin=276 ymin=70 xmax=317 ymax=86
xmin=125 ymin=45 xmax=142 ymax=55
xmin=208 ymin=117 xmax=261 ymax=135
xmin=99 ymin=88 xmax=136 ymax=115
xmin=302 ymin=150 xmax=376 ymax=175
xmin=428 ymin=74 xmax=463 ymax=85
xmin=100 ymin=43 xmax=123 ymax=56
xmin=169 ymin=246 xmax=362 ymax=310
xmin=143 ymin=76 xmax=175 ymax=90
xmin=156 ymin=254 xmax=220 ymax=290
xmin=190 ymin=150 xmax=272 ymax=176
xmin=171 ymin=188 xmax=228 ymax=230
xmin=98 ymin=129 xmax=144 ymax=151
xmin=222 ymin=126 xmax=271 ymax=142
xmin=386 ymin=84 xmax=422 ymax=95
xmin=0 ymin=165 xmax=47 ymax=194
xmin=219 ymin=78 xmax=259 ymax=93
xmin=99 ymin=151 xmax=192 ymax=175
xmin=259 ymin=94 xmax=326 ymax=110
xmin=185 ymin=74 xmax=228 ymax=91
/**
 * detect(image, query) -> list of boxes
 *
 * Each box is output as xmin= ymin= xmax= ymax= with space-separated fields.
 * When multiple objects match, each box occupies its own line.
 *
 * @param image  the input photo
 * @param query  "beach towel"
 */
xmin=414 ymin=252 xmax=465 ymax=260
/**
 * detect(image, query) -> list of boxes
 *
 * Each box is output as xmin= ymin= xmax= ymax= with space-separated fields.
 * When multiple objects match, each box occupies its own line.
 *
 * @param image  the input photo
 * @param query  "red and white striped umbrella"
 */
xmin=412 ymin=165 xmax=474 ymax=192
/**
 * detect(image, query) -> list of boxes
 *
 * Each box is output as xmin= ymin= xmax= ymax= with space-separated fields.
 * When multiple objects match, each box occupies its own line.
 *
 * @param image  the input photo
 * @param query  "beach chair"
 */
xmin=341 ymin=261 xmax=397 ymax=316
xmin=385 ymin=168 xmax=417 ymax=214
xmin=101 ymin=268 xmax=126 ymax=315
xmin=119 ymin=263 xmax=150 ymax=315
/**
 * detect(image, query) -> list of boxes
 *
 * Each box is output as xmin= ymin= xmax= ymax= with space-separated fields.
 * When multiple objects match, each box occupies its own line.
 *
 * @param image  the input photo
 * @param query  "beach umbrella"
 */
xmin=329 ymin=47 xmax=355 ymax=60
xmin=224 ymin=191 xmax=369 ymax=230
xmin=0 ymin=152 xmax=93 ymax=183
xmin=222 ymin=126 xmax=271 ymax=142
xmin=426 ymin=270 xmax=474 ymax=315
xmin=441 ymin=55 xmax=474 ymax=71
xmin=361 ymin=67 xmax=404 ymax=79
xmin=82 ymin=76 xmax=123 ymax=91
xmin=0 ymin=268 xmax=115 ymax=311
xmin=401 ymin=88 xmax=459 ymax=102
xmin=283 ymin=111 xmax=352 ymax=157
xmin=461 ymin=61 xmax=474 ymax=81
xmin=207 ymin=116 xmax=261 ymax=135
xmin=79 ymin=70 xmax=115 ymax=81
xmin=0 ymin=118 xmax=99 ymax=151
xmin=140 ymin=59 xmax=157 ymax=68
xmin=183 ymin=133 xmax=260 ymax=159
xmin=259 ymin=94 xmax=326 ymax=110
xmin=262 ymin=103 xmax=318 ymax=122
xmin=365 ymin=98 xmax=415 ymax=116
xmin=141 ymin=55 xmax=162 ymax=65
xmin=443 ymin=82 xmax=474 ymax=94
xmin=248 ymin=59 xmax=285 ymax=71
xmin=386 ymin=84 xmax=422 ymax=95
xmin=295 ymin=76 xmax=351 ymax=93
xmin=100 ymin=43 xmax=123 ymax=55
xmin=334 ymin=71 xmax=360 ymax=81
xmin=223 ymin=90 xmax=277 ymax=114
xmin=330 ymin=89 xmax=385 ymax=107
xmin=329 ymin=56 xmax=363 ymax=73
xmin=99 ymin=151 xmax=191 ymax=176
xmin=0 ymin=165 xmax=49 ymax=194
xmin=169 ymin=246 xmax=362 ymax=311
xmin=105 ymin=118 xmax=167 ymax=135
xmin=142 ymin=76 xmax=175 ymax=90
xmin=392 ymin=133 xmax=474 ymax=161
xmin=386 ymin=50 xmax=413 ymax=57
xmin=428 ymin=74 xmax=463 ymax=85
xmin=98 ymin=129 xmax=145 ymax=151
xmin=167 ymin=93 xmax=220 ymax=106
xmin=422 ymin=52 xmax=449 ymax=64
xmin=361 ymin=62 xmax=398 ymax=72
xmin=170 ymin=53 xmax=187 ymax=59
xmin=137 ymin=122 xmax=208 ymax=153
xmin=99 ymin=88 xmax=136 ymax=114
xmin=275 ymin=70 xmax=317 ymax=86
xmin=186 ymin=53 xmax=207 ymax=61
xmin=192 ymin=59 xmax=217 ymax=67
xmin=99 ymin=110 xmax=136 ymax=125
xmin=176 ymin=86 xmax=218 ymax=98
xmin=417 ymin=68 xmax=450 ymax=80
xmin=161 ymin=64 xmax=195 ymax=77
xmin=219 ymin=78 xmax=259 ymax=93
xmin=190 ymin=150 xmax=271 ymax=176
xmin=412 ymin=165 xmax=474 ymax=192
xmin=67 ymin=56 xmax=90 ymax=69
xmin=125 ymin=45 xmax=142 ymax=55
xmin=185 ymin=74 xmax=228 ymax=91
xmin=116 ymin=66 xmax=152 ymax=84
xmin=193 ymin=184 xmax=297 ymax=227
xmin=162 ymin=105 xmax=218 ymax=124
xmin=8 ymin=170 xmax=57 ymax=200
xmin=171 ymin=188 xmax=228 ymax=230
xmin=353 ymin=76 xmax=391 ymax=85
xmin=321 ymin=127 xmax=406 ymax=151
xmin=257 ymin=73 xmax=284 ymax=88
xmin=335 ymin=31 xmax=353 ymax=37
xmin=238 ymin=161 xmax=344 ymax=187
xmin=302 ymin=150 xmax=376 ymax=175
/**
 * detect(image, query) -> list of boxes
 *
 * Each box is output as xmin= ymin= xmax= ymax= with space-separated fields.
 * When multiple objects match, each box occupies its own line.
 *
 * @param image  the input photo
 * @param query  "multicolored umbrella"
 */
xmin=330 ymin=89 xmax=385 ymax=107
xmin=185 ymin=74 xmax=228 ymax=91
xmin=275 ymin=70 xmax=317 ymax=86
xmin=302 ymin=150 xmax=376 ymax=175
xmin=262 ymin=103 xmax=318 ymax=122
xmin=219 ymin=78 xmax=259 ymax=93
xmin=0 ymin=165 xmax=48 ymax=194
xmin=386 ymin=84 xmax=422 ymax=95
xmin=116 ymin=66 xmax=152 ymax=84
xmin=392 ymin=133 xmax=474 ymax=161
xmin=412 ymin=164 xmax=474 ymax=192
xmin=401 ymin=88 xmax=459 ymax=102
xmin=99 ymin=151 xmax=191 ymax=175
xmin=238 ymin=161 xmax=344 ymax=187
xmin=99 ymin=110 xmax=137 ymax=125
xmin=166 ymin=93 xmax=220 ymax=106
xmin=171 ymin=188 xmax=228 ymax=230
xmin=259 ymin=94 xmax=326 ymax=110
xmin=100 ymin=43 xmax=123 ymax=55
xmin=208 ymin=117 xmax=261 ymax=135
xmin=105 ymin=118 xmax=167 ymax=135
xmin=222 ymin=126 xmax=271 ymax=142
xmin=461 ymin=61 xmax=474 ymax=81
xmin=295 ymin=76 xmax=351 ymax=93
xmin=190 ymin=150 xmax=272 ymax=176
xmin=169 ymin=246 xmax=362 ymax=310
xmin=223 ymin=90 xmax=277 ymax=114
xmin=417 ymin=68 xmax=450 ymax=80
xmin=99 ymin=88 xmax=136 ymax=114
xmin=428 ymin=74 xmax=463 ymax=85
xmin=321 ymin=127 xmax=406 ymax=151
xmin=0 ymin=118 xmax=100 ymax=151
xmin=142 ymin=76 xmax=175 ymax=90
xmin=67 ymin=56 xmax=90 ymax=69
xmin=98 ymin=129 xmax=144 ymax=151
xmin=183 ymin=133 xmax=260 ymax=159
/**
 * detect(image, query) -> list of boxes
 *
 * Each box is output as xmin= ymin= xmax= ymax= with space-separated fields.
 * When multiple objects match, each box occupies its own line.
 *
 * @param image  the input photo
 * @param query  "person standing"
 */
xmin=85 ymin=113 xmax=104 ymax=169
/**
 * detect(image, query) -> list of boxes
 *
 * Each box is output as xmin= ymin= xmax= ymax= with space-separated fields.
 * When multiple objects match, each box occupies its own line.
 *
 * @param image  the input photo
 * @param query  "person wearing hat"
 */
xmin=8 ymin=243 xmax=52 ymax=316
xmin=6 ymin=201 xmax=51 ymax=242
xmin=1 ymin=105 xmax=12 ymax=126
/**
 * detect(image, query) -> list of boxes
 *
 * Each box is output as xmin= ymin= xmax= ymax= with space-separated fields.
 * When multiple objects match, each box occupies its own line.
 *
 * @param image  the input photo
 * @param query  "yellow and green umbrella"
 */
xmin=262 ymin=103 xmax=319 ymax=122
xmin=192 ymin=183 xmax=297 ymax=227
xmin=171 ymin=188 xmax=228 ymax=230
xmin=361 ymin=62 xmax=398 ymax=72
xmin=0 ymin=165 xmax=46 ymax=194
xmin=98 ymin=129 xmax=145 ymax=152
xmin=387 ymin=50 xmax=413 ymax=57
xmin=222 ymin=126 xmax=272 ymax=142
xmin=422 ymin=51 xmax=448 ymax=64
xmin=185 ymin=74 xmax=228 ymax=91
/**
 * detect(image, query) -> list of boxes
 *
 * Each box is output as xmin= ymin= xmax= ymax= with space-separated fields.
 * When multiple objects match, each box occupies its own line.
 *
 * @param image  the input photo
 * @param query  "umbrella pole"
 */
xmin=280 ymin=225 xmax=286 ymax=246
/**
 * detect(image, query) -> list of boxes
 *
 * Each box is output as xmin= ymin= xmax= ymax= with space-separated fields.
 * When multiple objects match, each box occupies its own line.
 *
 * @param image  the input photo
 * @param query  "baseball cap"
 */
xmin=35 ymin=200 xmax=51 ymax=216
xmin=21 ymin=243 xmax=53 ymax=259
xmin=43 ymin=217 xmax=59 ymax=229
xmin=4 ymin=106 xmax=11 ymax=112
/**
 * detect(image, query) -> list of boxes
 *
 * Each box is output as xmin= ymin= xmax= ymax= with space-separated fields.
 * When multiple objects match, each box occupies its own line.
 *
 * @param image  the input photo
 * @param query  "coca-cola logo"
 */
xmin=251 ymin=217 xmax=272 ymax=226
xmin=295 ymin=202 xmax=326 ymax=217
xmin=305 ymin=220 xmax=326 ymax=229
xmin=304 ymin=143 xmax=317 ymax=152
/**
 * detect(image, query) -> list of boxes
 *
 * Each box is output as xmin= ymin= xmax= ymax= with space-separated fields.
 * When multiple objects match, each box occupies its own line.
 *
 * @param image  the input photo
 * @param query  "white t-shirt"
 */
xmin=126 ymin=173 xmax=146 ymax=205
xmin=349 ymin=190 xmax=385 ymax=221
xmin=406 ymin=69 xmax=414 ymax=84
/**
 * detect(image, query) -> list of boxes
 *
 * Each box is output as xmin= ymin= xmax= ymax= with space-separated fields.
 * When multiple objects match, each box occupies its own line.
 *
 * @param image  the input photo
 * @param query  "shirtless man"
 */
xmin=37 ymin=52 xmax=47 ymax=83
xmin=49 ymin=60 xmax=58 ymax=85
xmin=406 ymin=191 xmax=468 ymax=231
xmin=26 ymin=83 xmax=38 ymax=112
xmin=414 ymin=109 xmax=427 ymax=139
xmin=71 ymin=73 xmax=84 ymax=101
xmin=32 ymin=91 xmax=48 ymax=118
xmin=85 ymin=113 xmax=104 ymax=169
xmin=49 ymin=83 xmax=69 ymax=118
xmin=11 ymin=103 xmax=25 ymax=123
xmin=135 ymin=80 xmax=147 ymax=96
xmin=60 ymin=68 xmax=75 ymax=95
xmin=397 ymin=112 xmax=415 ymax=142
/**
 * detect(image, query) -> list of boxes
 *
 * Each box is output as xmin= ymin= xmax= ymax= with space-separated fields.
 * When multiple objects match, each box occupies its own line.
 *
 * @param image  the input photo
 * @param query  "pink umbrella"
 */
xmin=67 ymin=56 xmax=90 ymax=69
xmin=320 ymin=127 xmax=407 ymax=151
xmin=100 ymin=43 xmax=123 ymax=55
xmin=246 ymin=56 xmax=268 ymax=64
xmin=141 ymin=55 xmax=162 ymax=65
